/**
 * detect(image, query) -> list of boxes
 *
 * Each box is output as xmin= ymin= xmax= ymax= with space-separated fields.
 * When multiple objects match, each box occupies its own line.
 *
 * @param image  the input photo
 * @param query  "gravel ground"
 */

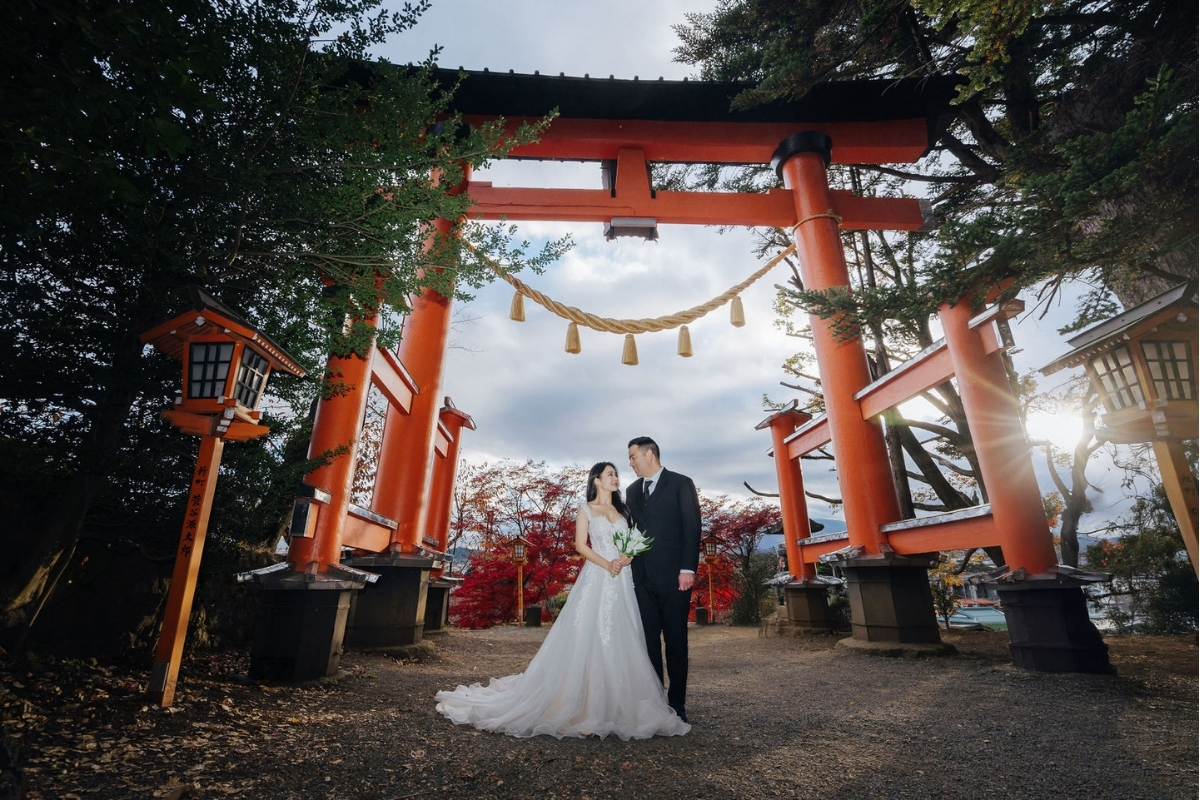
xmin=8 ymin=623 xmax=1198 ymax=799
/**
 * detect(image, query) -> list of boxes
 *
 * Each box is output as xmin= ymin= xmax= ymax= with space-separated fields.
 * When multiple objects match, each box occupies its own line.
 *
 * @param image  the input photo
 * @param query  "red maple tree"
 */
xmin=692 ymin=495 xmax=782 ymax=623
xmin=449 ymin=460 xmax=585 ymax=628
xmin=448 ymin=462 xmax=783 ymax=627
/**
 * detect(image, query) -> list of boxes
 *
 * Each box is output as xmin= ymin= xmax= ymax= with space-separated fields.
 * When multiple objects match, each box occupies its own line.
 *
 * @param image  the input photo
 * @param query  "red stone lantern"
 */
xmin=1041 ymin=283 xmax=1198 ymax=574
xmin=139 ymin=288 xmax=306 ymax=706
xmin=140 ymin=287 xmax=306 ymax=440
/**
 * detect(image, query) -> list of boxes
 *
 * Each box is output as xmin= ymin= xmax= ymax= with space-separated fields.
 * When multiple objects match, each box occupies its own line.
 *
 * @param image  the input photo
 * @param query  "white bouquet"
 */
xmin=611 ymin=527 xmax=653 ymax=577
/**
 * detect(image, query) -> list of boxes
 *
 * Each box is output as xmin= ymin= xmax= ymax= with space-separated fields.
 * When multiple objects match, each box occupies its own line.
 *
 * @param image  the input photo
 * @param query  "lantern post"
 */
xmin=510 ymin=536 xmax=531 ymax=623
xmin=139 ymin=288 xmax=306 ymax=707
xmin=701 ymin=534 xmax=720 ymax=623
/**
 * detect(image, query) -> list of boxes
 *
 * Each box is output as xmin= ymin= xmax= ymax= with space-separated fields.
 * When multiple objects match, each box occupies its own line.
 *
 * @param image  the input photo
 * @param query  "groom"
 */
xmin=627 ymin=436 xmax=702 ymax=723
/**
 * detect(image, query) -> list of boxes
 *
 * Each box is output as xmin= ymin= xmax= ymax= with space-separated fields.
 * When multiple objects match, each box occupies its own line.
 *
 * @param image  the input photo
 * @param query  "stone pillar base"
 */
xmin=841 ymin=554 xmax=942 ymax=644
xmin=342 ymin=555 xmax=433 ymax=651
xmin=783 ymin=581 xmax=836 ymax=631
xmin=988 ymin=572 xmax=1113 ymax=674
xmin=248 ymin=574 xmax=357 ymax=682
xmin=424 ymin=580 xmax=451 ymax=632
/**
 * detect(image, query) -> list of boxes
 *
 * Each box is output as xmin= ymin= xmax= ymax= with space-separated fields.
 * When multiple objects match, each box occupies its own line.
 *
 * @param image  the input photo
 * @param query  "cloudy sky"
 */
xmin=375 ymin=1 xmax=1144 ymax=533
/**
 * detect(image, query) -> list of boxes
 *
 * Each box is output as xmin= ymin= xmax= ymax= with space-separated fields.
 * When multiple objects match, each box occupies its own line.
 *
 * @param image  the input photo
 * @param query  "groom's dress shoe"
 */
xmin=672 ymin=706 xmax=687 ymax=723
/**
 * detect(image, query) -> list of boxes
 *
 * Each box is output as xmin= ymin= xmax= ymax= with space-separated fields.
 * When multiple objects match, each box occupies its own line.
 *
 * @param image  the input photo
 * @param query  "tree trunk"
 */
xmin=895 ymin=423 xmax=974 ymax=511
xmin=0 ymin=334 xmax=141 ymax=646
xmin=883 ymin=410 xmax=916 ymax=519
xmin=1058 ymin=402 xmax=1099 ymax=568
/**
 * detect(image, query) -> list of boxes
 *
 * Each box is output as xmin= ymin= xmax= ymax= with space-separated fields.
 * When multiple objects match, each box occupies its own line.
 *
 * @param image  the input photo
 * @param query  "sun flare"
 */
xmin=1025 ymin=411 xmax=1085 ymax=452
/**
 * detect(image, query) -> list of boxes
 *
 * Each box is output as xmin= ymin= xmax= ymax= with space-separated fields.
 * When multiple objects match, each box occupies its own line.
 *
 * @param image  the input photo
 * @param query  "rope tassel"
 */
xmin=730 ymin=295 xmax=745 ymax=327
xmin=509 ymin=290 xmax=525 ymax=322
xmin=677 ymin=325 xmax=693 ymax=357
xmin=565 ymin=322 xmax=581 ymax=354
xmin=621 ymin=334 xmax=638 ymax=365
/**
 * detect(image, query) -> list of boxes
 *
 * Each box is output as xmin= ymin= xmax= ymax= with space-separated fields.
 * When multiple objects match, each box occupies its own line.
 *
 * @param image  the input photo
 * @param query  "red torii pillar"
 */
xmin=774 ymin=132 xmax=940 ymax=646
xmin=757 ymin=404 xmax=817 ymax=582
xmin=248 ymin=312 xmax=379 ymax=682
xmin=373 ymin=210 xmax=464 ymax=554
xmin=340 ymin=390 xmax=477 ymax=650
xmin=939 ymin=300 xmax=1110 ymax=672
xmin=939 ymin=301 xmax=1058 ymax=573
xmin=424 ymin=399 xmax=476 ymax=574
xmin=340 ymin=180 xmax=470 ymax=651
xmin=288 ymin=312 xmax=380 ymax=574
xmin=422 ymin=399 xmax=476 ymax=631
xmin=758 ymin=404 xmax=840 ymax=632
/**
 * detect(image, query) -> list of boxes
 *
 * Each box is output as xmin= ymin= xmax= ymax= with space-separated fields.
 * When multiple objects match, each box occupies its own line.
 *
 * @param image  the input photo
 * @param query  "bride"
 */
xmin=435 ymin=461 xmax=690 ymax=740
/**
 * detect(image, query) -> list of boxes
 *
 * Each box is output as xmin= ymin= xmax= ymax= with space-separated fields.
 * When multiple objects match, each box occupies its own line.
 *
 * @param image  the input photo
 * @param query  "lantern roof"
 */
xmin=1040 ymin=283 xmax=1197 ymax=376
xmin=140 ymin=287 xmax=307 ymax=379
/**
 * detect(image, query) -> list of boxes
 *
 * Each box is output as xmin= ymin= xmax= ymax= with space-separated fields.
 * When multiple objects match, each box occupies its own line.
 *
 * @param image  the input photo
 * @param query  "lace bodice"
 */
xmin=582 ymin=504 xmax=625 ymax=560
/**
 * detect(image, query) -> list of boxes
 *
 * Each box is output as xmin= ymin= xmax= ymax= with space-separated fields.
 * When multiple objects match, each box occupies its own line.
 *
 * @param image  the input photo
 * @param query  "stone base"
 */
xmin=343 ymin=555 xmax=433 ymax=650
xmin=993 ymin=576 xmax=1113 ymax=674
xmin=841 ymin=554 xmax=942 ymax=645
xmin=783 ymin=582 xmax=836 ymax=631
xmin=248 ymin=575 xmax=356 ymax=682
xmin=424 ymin=581 xmax=450 ymax=632
xmin=524 ymin=605 xmax=543 ymax=627
xmin=695 ymin=607 xmax=709 ymax=625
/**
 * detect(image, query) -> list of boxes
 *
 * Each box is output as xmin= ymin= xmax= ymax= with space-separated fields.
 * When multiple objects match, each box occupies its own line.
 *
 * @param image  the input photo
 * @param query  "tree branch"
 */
xmin=903 ymin=419 xmax=967 ymax=443
xmin=857 ymin=164 xmax=973 ymax=183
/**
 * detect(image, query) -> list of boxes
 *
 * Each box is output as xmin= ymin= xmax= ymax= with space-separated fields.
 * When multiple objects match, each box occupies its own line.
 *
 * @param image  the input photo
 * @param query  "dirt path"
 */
xmin=5 ymin=626 xmax=1197 ymax=799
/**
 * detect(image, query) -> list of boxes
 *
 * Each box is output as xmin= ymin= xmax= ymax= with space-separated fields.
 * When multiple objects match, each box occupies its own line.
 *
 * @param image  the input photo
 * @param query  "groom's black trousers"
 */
xmin=635 ymin=581 xmax=692 ymax=713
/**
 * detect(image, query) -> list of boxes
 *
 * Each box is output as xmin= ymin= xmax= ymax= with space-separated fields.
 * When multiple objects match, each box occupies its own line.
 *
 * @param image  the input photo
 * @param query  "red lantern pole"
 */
xmin=707 ymin=560 xmax=715 ymax=618
xmin=147 ymin=435 xmax=225 ymax=707
xmin=516 ymin=560 xmax=525 ymax=623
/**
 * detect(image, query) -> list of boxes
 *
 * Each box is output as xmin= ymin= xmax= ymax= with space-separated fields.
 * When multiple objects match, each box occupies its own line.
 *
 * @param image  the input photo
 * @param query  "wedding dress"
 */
xmin=435 ymin=504 xmax=690 ymax=740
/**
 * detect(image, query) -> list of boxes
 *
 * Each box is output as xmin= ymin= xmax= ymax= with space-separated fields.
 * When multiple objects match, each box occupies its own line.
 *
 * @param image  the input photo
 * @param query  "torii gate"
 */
xmin=247 ymin=69 xmax=1109 ymax=680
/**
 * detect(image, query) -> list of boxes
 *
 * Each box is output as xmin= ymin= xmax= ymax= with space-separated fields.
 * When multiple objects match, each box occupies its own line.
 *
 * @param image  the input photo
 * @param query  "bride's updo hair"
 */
xmin=586 ymin=461 xmax=632 ymax=526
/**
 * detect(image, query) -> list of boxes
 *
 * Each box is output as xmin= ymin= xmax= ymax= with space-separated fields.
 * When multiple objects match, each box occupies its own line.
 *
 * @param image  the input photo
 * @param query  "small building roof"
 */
xmin=1040 ymin=283 xmax=1197 ymax=376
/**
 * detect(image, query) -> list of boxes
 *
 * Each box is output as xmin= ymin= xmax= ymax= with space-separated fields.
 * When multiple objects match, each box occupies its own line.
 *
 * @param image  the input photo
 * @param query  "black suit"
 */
xmin=628 ymin=468 xmax=702 ymax=717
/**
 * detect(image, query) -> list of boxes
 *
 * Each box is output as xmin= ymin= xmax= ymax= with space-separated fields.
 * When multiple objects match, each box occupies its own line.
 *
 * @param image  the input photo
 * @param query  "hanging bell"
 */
xmin=565 ymin=322 xmax=581 ymax=354
xmin=730 ymin=295 xmax=745 ymax=327
xmin=621 ymin=333 xmax=639 ymax=365
xmin=509 ymin=290 xmax=526 ymax=322
xmin=677 ymin=325 xmax=693 ymax=357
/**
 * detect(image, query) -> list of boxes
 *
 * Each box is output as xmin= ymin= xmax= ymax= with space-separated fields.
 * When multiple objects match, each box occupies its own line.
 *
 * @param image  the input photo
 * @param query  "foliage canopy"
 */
xmin=0 ymin=0 xmax=561 ymax=649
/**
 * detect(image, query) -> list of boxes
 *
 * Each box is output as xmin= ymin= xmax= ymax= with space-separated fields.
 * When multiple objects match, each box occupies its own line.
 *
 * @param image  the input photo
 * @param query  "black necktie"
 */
xmin=644 ymin=480 xmax=653 ymax=503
